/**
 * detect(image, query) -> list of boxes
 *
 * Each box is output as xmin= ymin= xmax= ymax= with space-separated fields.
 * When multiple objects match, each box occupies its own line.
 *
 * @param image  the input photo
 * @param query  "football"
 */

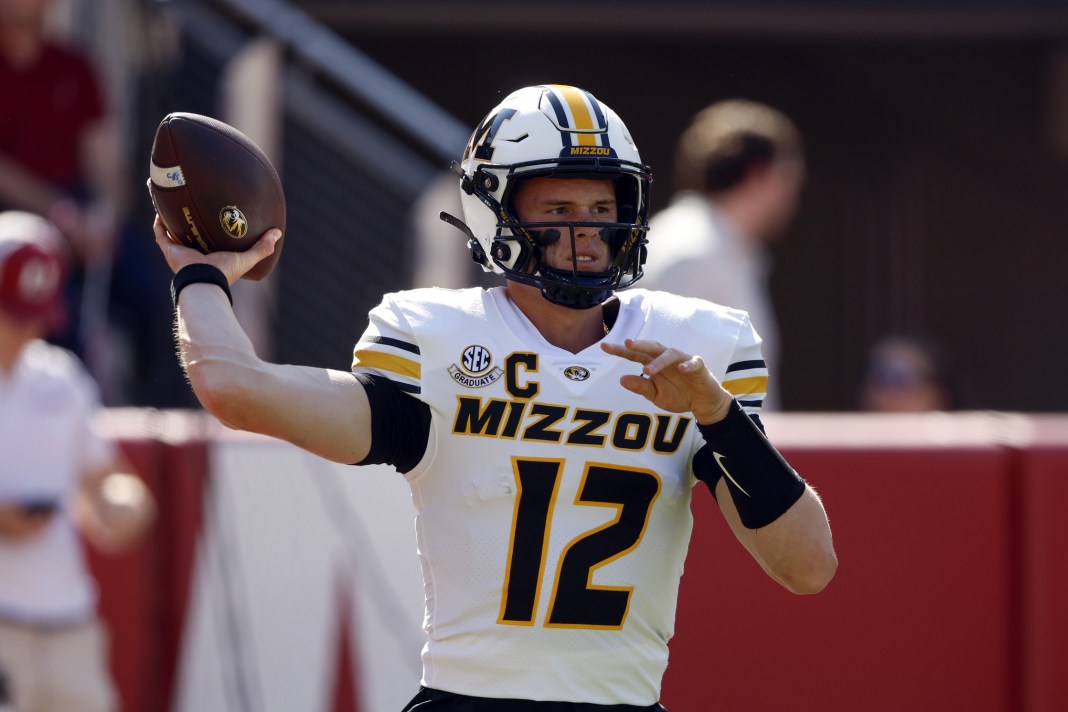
xmin=148 ymin=112 xmax=286 ymax=280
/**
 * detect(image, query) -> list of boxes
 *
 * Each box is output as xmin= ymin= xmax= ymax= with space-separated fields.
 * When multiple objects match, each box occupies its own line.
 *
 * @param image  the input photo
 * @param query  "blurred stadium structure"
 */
xmin=59 ymin=0 xmax=467 ymax=375
xmin=58 ymin=0 xmax=1068 ymax=411
xmin=156 ymin=0 xmax=469 ymax=371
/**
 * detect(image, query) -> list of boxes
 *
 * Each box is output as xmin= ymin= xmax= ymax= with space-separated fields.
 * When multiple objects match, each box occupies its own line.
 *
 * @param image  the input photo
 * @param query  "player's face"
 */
xmin=511 ymin=178 xmax=618 ymax=273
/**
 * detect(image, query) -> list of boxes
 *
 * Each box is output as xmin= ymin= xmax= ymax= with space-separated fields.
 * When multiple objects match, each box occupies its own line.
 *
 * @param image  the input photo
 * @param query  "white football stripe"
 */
xmin=150 ymin=161 xmax=186 ymax=188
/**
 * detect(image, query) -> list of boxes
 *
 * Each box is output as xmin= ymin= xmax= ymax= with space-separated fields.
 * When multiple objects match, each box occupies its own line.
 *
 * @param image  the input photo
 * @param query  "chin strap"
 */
xmin=438 ymin=211 xmax=488 ymax=268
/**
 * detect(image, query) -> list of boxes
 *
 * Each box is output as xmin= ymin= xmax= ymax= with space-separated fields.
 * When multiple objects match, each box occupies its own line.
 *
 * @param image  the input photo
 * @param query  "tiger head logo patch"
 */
xmin=219 ymin=206 xmax=248 ymax=240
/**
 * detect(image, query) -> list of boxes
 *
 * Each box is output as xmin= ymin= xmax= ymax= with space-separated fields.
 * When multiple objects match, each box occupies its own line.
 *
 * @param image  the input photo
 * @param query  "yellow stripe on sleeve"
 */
xmin=352 ymin=349 xmax=421 ymax=380
xmin=722 ymin=375 xmax=769 ymax=397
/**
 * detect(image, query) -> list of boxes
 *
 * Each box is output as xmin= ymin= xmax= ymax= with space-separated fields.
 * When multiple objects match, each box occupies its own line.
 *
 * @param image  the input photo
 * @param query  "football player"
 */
xmin=155 ymin=84 xmax=836 ymax=711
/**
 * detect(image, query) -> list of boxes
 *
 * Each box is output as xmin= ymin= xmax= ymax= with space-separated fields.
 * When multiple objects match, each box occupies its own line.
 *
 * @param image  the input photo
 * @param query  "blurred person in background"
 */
xmin=0 ymin=211 xmax=156 ymax=712
xmin=641 ymin=99 xmax=805 ymax=410
xmin=0 ymin=0 xmax=155 ymax=404
xmin=860 ymin=334 xmax=957 ymax=413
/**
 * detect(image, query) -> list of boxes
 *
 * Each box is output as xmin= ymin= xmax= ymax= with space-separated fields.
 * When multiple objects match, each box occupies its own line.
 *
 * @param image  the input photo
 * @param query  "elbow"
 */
xmin=186 ymin=357 xmax=260 ymax=430
xmin=782 ymin=549 xmax=838 ymax=595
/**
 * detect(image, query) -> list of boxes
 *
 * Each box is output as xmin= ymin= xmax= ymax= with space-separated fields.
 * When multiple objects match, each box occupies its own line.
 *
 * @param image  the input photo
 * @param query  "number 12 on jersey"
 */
xmin=498 ymin=457 xmax=661 ymax=629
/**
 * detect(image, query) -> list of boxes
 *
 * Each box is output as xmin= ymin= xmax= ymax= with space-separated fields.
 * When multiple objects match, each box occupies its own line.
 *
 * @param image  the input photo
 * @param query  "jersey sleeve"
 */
xmin=351 ymin=294 xmax=423 ymax=396
xmin=720 ymin=314 xmax=769 ymax=420
xmin=66 ymin=349 xmax=115 ymax=477
xmin=350 ymin=295 xmax=433 ymax=472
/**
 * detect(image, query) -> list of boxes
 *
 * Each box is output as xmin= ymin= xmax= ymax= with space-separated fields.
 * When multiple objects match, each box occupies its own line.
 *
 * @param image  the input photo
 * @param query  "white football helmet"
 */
xmin=442 ymin=84 xmax=652 ymax=309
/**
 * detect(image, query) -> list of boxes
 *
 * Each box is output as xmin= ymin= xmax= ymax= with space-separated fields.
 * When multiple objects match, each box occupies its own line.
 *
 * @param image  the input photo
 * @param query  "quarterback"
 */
xmin=154 ymin=84 xmax=837 ymax=711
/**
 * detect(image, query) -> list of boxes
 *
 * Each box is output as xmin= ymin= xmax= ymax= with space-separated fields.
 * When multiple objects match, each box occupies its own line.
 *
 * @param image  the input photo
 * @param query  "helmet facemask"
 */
xmin=492 ymin=168 xmax=648 ymax=309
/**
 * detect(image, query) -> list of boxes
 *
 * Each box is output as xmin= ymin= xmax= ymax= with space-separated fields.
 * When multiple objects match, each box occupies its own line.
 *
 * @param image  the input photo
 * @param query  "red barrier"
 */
xmin=89 ymin=409 xmax=211 ymax=712
xmin=86 ymin=412 xmax=1068 ymax=712
xmin=663 ymin=415 xmax=1019 ymax=712
xmin=1020 ymin=417 xmax=1068 ymax=712
xmin=85 ymin=436 xmax=163 ymax=712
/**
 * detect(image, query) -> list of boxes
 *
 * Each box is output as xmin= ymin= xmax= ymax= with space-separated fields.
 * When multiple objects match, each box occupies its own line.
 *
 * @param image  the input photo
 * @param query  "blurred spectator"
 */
xmin=0 ymin=210 xmax=156 ymax=712
xmin=0 ymin=0 xmax=157 ymax=404
xmin=641 ymin=99 xmax=805 ymax=409
xmin=859 ymin=335 xmax=957 ymax=413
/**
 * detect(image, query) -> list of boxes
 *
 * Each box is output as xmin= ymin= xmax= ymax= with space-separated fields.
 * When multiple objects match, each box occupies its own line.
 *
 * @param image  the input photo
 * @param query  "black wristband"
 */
xmin=696 ymin=400 xmax=806 ymax=529
xmin=171 ymin=263 xmax=233 ymax=309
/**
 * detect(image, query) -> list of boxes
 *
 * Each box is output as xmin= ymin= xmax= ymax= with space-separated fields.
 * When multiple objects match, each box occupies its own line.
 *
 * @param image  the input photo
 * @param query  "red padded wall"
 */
xmin=85 ymin=412 xmax=1068 ymax=712
xmin=84 ymin=437 xmax=163 ymax=712
xmin=663 ymin=435 xmax=1018 ymax=711
xmin=1020 ymin=418 xmax=1068 ymax=712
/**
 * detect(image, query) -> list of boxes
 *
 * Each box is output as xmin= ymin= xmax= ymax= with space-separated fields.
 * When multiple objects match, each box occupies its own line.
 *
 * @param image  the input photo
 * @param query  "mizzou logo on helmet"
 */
xmin=219 ymin=206 xmax=248 ymax=240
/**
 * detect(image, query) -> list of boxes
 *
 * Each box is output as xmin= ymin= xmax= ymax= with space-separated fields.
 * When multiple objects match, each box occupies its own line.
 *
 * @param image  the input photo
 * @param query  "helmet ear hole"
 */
xmin=491 ymin=242 xmax=511 ymax=262
xmin=480 ymin=171 xmax=500 ymax=193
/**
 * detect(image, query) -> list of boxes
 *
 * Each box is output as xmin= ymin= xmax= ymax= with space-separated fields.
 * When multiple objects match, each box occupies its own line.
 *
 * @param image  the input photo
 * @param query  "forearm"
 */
xmin=695 ymin=400 xmax=837 ymax=593
xmin=719 ymin=481 xmax=837 ymax=594
xmin=177 ymin=282 xmax=289 ymax=431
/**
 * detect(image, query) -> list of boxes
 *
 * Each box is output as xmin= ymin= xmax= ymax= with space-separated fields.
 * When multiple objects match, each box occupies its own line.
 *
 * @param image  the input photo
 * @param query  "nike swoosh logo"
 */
xmin=713 ymin=452 xmax=750 ymax=497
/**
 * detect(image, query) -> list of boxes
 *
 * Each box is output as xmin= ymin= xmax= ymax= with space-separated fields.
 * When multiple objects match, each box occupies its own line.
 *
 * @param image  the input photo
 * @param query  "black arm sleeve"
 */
xmin=351 ymin=373 xmax=432 ymax=473
xmin=692 ymin=400 xmax=805 ymax=529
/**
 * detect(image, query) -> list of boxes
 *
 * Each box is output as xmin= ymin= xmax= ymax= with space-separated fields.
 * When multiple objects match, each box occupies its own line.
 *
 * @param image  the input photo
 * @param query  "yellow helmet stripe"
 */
xmin=549 ymin=84 xmax=598 ymax=146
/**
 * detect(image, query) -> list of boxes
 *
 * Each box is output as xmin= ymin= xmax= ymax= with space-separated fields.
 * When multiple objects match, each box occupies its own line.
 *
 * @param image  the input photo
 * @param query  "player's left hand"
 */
xmin=601 ymin=338 xmax=733 ymax=424
xmin=153 ymin=214 xmax=279 ymax=284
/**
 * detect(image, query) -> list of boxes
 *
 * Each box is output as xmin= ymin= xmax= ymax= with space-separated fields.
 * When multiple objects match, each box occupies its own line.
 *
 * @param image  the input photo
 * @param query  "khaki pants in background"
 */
xmin=0 ymin=617 xmax=116 ymax=712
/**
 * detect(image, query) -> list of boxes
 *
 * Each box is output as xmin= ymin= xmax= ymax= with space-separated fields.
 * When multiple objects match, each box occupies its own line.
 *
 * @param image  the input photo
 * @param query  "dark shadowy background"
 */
xmin=290 ymin=1 xmax=1068 ymax=411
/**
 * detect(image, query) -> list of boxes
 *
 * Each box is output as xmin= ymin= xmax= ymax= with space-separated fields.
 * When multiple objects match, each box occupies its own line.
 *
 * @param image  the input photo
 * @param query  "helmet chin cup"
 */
xmin=451 ymin=85 xmax=652 ymax=308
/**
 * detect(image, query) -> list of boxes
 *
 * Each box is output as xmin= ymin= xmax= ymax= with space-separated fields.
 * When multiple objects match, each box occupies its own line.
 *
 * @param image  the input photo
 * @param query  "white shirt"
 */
xmin=642 ymin=192 xmax=780 ymax=409
xmin=352 ymin=286 xmax=768 ymax=705
xmin=0 ymin=339 xmax=113 ymax=624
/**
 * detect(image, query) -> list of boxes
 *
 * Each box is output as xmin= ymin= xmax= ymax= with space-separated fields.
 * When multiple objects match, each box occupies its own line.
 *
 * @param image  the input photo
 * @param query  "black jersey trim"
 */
xmin=358 ymin=335 xmax=420 ymax=355
xmin=725 ymin=359 xmax=766 ymax=373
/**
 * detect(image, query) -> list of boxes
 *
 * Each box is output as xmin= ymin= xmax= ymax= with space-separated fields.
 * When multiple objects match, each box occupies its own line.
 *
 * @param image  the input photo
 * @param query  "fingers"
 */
xmin=601 ymin=338 xmax=685 ymax=377
xmin=152 ymin=216 xmax=280 ymax=280
xmin=227 ymin=229 xmax=280 ymax=278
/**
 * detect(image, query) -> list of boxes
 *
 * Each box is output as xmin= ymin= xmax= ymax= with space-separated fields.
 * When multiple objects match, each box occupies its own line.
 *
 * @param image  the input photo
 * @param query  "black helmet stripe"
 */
xmin=541 ymin=87 xmax=574 ymax=149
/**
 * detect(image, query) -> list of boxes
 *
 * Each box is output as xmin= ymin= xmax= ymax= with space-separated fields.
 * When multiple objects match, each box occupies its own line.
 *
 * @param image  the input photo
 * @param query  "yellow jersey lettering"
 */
xmin=565 ymin=409 xmax=611 ymax=447
xmin=453 ymin=396 xmax=508 ymax=436
xmin=450 ymin=398 xmax=690 ymax=455
xmin=611 ymin=413 xmax=652 ymax=451
xmin=522 ymin=404 xmax=568 ymax=442
xmin=506 ymin=353 xmax=539 ymax=399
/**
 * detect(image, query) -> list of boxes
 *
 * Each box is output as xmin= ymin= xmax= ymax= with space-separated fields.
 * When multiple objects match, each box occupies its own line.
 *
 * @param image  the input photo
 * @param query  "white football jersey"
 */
xmin=352 ymin=286 xmax=767 ymax=705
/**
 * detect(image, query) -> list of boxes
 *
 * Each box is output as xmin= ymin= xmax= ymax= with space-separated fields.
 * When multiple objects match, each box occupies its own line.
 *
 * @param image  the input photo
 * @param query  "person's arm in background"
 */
xmin=0 ymin=120 xmax=126 ymax=266
xmin=76 ymin=114 xmax=130 ymax=263
xmin=73 ymin=449 xmax=156 ymax=556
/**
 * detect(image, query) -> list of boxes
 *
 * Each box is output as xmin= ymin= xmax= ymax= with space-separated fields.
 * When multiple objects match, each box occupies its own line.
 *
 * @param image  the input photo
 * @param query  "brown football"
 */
xmin=148 ymin=112 xmax=286 ymax=280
